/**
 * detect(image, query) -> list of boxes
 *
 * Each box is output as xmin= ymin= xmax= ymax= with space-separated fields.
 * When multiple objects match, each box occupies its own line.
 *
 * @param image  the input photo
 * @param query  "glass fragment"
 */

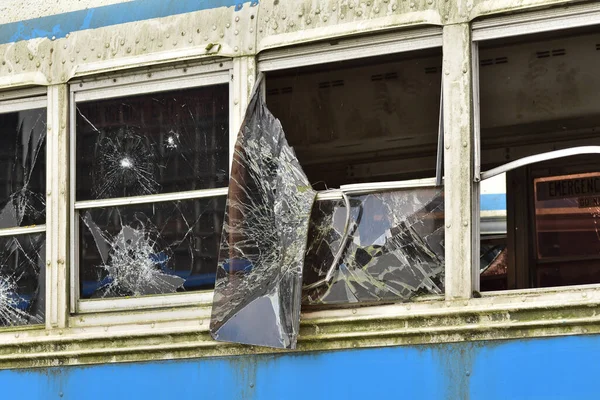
xmin=79 ymin=198 xmax=225 ymax=298
xmin=210 ymin=84 xmax=316 ymax=350
xmin=75 ymin=85 xmax=229 ymax=201
xmin=303 ymin=188 xmax=445 ymax=304
xmin=0 ymin=234 xmax=45 ymax=326
xmin=0 ymin=109 xmax=46 ymax=228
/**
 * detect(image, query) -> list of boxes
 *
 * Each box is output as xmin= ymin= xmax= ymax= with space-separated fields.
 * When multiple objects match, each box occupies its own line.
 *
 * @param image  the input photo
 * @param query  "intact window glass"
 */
xmin=75 ymin=85 xmax=229 ymax=201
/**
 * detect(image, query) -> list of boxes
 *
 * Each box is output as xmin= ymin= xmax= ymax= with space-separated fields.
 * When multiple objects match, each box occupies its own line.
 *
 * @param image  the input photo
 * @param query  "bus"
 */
xmin=0 ymin=0 xmax=598 ymax=398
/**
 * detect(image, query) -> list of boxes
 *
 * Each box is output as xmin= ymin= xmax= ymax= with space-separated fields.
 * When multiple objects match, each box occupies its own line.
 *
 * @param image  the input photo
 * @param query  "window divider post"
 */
xmin=46 ymin=84 xmax=70 ymax=329
xmin=442 ymin=23 xmax=475 ymax=300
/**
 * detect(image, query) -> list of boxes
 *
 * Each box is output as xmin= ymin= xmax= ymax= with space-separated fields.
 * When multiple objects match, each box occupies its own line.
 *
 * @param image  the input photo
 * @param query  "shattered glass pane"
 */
xmin=210 ymin=85 xmax=316 ymax=350
xmin=79 ymin=198 xmax=225 ymax=298
xmin=0 ymin=234 xmax=45 ymax=326
xmin=303 ymin=188 xmax=445 ymax=304
xmin=0 ymin=109 xmax=46 ymax=228
xmin=75 ymin=85 xmax=229 ymax=201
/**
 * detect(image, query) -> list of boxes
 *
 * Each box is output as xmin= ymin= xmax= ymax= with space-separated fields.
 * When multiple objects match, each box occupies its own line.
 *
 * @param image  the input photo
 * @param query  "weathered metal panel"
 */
xmin=0 ymin=335 xmax=597 ymax=399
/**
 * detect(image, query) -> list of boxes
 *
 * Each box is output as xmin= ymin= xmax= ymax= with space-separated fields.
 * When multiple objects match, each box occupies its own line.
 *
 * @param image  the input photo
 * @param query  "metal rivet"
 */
xmin=445 ymin=143 xmax=450 ymax=149
xmin=234 ymin=30 xmax=239 ymax=35
xmin=446 ymin=223 xmax=451 ymax=228
xmin=282 ymin=15 xmax=286 ymax=19
xmin=28 ymin=54 xmax=33 ymax=60
xmin=357 ymin=10 xmax=362 ymax=16
xmin=393 ymin=4 xmax=398 ymax=10
xmin=374 ymin=7 xmax=380 ymax=12
xmin=51 ymin=36 xmax=56 ymax=40
xmin=463 ymin=221 xmax=468 ymax=227
xmin=250 ymin=28 xmax=254 ymax=33
xmin=235 ymin=16 xmax=240 ymax=22
xmin=126 ymin=47 xmax=132 ymax=53
xmin=166 ymin=33 xmax=170 ymax=38
xmin=249 ymin=45 xmax=253 ymax=50
xmin=135 ymin=38 xmax=140 ymax=43
xmin=306 ymin=18 xmax=311 ymax=24
xmin=97 ymin=53 xmax=101 ymax=58
xmin=315 ymin=8 xmax=321 ymax=14
xmin=352 ymin=309 xmax=357 ymax=314
xmin=212 ymin=25 xmax=217 ymax=31
xmin=104 ymin=326 xmax=109 ymax=332
xmin=234 ymin=99 xmax=239 ymax=105
xmin=15 ymin=333 xmax=19 ymax=338
xmin=151 ymin=322 xmax=155 ymax=328
xmin=462 ymin=141 xmax=468 ymax=147
xmin=172 ymin=41 xmax=177 ymax=46
xmin=234 ymin=46 xmax=238 ymax=51
xmin=105 ymin=43 xmax=109 ymax=48
xmin=323 ymin=16 xmax=328 ymax=21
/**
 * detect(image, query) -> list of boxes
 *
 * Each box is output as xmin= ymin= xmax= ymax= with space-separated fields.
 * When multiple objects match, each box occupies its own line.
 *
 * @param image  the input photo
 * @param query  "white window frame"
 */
xmin=472 ymin=2 xmax=600 ymax=295
xmin=0 ymin=88 xmax=48 ymax=327
xmin=69 ymin=60 xmax=233 ymax=314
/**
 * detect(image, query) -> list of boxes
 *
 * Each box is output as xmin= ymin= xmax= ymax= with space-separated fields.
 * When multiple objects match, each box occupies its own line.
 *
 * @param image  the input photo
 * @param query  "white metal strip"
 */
xmin=73 ymin=70 xmax=230 ymax=103
xmin=0 ymin=97 xmax=47 ymax=114
xmin=0 ymin=87 xmax=47 ymax=102
xmin=472 ymin=3 xmax=600 ymax=41
xmin=340 ymin=178 xmax=438 ymax=194
xmin=78 ymin=291 xmax=214 ymax=313
xmin=69 ymin=90 xmax=78 ymax=314
xmin=258 ymin=27 xmax=443 ymax=72
xmin=74 ymin=187 xmax=229 ymax=210
xmin=480 ymin=146 xmax=600 ymax=181
xmin=0 ymin=225 xmax=46 ymax=237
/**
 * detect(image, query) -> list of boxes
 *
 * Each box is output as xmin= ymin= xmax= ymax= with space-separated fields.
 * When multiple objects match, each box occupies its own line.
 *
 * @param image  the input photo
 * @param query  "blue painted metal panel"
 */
xmin=0 ymin=0 xmax=256 ymax=45
xmin=1 ymin=334 xmax=598 ymax=399
xmin=481 ymin=193 xmax=506 ymax=211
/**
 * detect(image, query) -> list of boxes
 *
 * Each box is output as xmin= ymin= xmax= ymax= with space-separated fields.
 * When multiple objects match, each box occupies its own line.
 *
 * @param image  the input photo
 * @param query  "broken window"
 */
xmin=0 ymin=105 xmax=47 ymax=326
xmin=477 ymin=27 xmax=600 ymax=290
xmin=303 ymin=187 xmax=444 ymax=304
xmin=265 ymin=49 xmax=446 ymax=304
xmin=211 ymin=45 xmax=446 ymax=349
xmin=74 ymin=84 xmax=228 ymax=300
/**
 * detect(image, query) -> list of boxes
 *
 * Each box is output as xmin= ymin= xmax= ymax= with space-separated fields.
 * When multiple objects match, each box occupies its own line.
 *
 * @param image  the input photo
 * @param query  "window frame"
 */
xmin=471 ymin=3 xmax=600 ymax=295
xmin=69 ymin=60 xmax=233 ymax=314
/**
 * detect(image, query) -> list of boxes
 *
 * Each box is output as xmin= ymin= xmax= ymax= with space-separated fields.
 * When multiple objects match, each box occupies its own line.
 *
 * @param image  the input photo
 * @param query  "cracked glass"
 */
xmin=75 ymin=85 xmax=229 ymax=201
xmin=303 ymin=188 xmax=445 ymax=304
xmin=0 ymin=108 xmax=46 ymax=227
xmin=0 ymin=234 xmax=45 ymax=326
xmin=75 ymin=84 xmax=229 ymax=299
xmin=0 ymin=106 xmax=46 ymax=326
xmin=79 ymin=198 xmax=225 ymax=298
xmin=210 ymin=82 xmax=316 ymax=349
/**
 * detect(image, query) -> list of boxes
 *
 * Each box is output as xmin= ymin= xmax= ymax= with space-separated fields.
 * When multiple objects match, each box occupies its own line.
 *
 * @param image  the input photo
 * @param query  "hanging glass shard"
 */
xmin=303 ymin=188 xmax=445 ymax=304
xmin=210 ymin=77 xmax=317 ymax=349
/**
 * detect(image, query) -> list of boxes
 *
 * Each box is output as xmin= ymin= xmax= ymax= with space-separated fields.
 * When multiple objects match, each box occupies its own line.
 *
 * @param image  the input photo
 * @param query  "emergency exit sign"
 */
xmin=535 ymin=172 xmax=600 ymax=205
